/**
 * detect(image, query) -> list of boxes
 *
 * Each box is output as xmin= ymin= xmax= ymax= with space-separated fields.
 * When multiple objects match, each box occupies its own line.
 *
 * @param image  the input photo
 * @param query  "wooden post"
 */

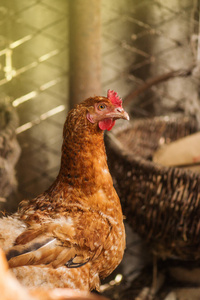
xmin=69 ymin=0 xmax=102 ymax=109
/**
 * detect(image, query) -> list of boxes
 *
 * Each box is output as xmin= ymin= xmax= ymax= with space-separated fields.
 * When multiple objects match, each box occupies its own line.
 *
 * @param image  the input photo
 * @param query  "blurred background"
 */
xmin=0 ymin=0 xmax=200 ymax=299
xmin=0 ymin=0 xmax=199 ymax=206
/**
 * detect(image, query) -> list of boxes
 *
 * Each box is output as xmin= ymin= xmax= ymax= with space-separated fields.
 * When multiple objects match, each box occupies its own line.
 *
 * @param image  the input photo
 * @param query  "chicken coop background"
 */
xmin=0 ymin=0 xmax=199 ymax=203
xmin=0 ymin=0 xmax=200 ymax=298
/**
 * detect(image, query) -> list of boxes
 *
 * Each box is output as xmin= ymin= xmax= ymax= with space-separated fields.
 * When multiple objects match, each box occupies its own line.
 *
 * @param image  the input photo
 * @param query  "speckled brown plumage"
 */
xmin=0 ymin=92 xmax=129 ymax=291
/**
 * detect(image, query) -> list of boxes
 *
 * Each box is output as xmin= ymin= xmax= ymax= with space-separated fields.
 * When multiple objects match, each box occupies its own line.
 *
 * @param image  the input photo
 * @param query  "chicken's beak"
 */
xmin=115 ymin=107 xmax=130 ymax=121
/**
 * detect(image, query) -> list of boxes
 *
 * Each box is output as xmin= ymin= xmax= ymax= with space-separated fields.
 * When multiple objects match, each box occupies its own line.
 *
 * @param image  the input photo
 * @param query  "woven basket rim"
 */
xmin=106 ymin=115 xmax=200 ymax=179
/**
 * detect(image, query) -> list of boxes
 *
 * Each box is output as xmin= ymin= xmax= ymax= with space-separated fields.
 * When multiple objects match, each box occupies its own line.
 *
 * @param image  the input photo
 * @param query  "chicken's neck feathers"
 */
xmin=19 ymin=106 xmax=122 ymax=222
xmin=49 ymin=107 xmax=113 ymax=195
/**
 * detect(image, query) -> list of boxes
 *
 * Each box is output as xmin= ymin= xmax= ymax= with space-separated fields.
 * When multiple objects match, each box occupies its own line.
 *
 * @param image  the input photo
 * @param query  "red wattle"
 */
xmin=98 ymin=119 xmax=115 ymax=131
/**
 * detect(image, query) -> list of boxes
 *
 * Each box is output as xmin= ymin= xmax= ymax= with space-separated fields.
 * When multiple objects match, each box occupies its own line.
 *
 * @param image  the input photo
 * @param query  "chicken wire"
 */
xmin=102 ymin=0 xmax=200 ymax=119
xmin=0 ymin=0 xmax=69 ymax=202
xmin=0 ymin=0 xmax=200 ymax=299
xmin=0 ymin=0 xmax=199 ymax=199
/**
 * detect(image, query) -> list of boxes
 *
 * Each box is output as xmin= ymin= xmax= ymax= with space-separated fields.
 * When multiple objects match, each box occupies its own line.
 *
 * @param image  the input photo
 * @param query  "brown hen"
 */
xmin=0 ymin=90 xmax=129 ymax=291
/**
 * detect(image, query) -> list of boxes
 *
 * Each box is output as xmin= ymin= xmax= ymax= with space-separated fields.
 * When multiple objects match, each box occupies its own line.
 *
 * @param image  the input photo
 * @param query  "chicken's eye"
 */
xmin=98 ymin=103 xmax=106 ymax=111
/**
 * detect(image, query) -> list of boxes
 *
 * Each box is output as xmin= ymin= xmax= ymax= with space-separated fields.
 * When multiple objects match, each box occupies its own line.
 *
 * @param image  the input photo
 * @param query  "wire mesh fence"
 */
xmin=102 ymin=0 xmax=200 ymax=118
xmin=0 ymin=0 xmax=69 ymax=201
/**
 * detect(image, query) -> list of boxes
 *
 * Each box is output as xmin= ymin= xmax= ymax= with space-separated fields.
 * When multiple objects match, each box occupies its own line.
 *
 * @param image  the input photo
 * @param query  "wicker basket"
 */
xmin=0 ymin=101 xmax=21 ymax=209
xmin=105 ymin=116 xmax=200 ymax=260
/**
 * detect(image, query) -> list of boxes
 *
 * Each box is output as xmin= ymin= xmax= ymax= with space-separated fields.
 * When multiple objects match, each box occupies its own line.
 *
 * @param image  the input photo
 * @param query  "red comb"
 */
xmin=107 ymin=89 xmax=122 ymax=107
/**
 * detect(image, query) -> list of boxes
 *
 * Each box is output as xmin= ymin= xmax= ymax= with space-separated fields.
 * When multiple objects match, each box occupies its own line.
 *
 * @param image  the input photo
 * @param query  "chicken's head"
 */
xmin=86 ymin=90 xmax=129 ymax=131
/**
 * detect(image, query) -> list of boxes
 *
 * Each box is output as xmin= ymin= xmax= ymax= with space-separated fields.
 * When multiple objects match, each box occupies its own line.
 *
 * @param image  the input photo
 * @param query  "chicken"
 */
xmin=0 ymin=90 xmax=129 ymax=291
